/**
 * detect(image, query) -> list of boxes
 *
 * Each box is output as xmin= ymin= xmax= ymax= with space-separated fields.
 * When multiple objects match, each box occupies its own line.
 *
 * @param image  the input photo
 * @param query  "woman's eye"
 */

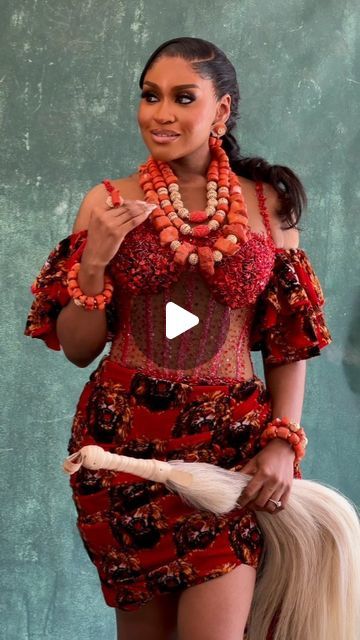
xmin=140 ymin=91 xmax=194 ymax=104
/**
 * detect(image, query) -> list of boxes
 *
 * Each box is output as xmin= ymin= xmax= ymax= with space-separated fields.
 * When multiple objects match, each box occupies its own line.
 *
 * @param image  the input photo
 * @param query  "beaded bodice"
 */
xmin=105 ymin=179 xmax=277 ymax=384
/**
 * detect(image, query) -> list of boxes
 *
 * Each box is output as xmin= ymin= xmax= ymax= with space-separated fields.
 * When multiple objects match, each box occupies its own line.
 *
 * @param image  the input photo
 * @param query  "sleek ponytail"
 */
xmin=222 ymin=130 xmax=306 ymax=228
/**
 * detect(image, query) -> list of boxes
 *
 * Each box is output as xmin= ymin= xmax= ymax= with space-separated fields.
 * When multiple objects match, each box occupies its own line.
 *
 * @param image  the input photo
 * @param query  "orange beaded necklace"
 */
xmin=137 ymin=136 xmax=251 ymax=277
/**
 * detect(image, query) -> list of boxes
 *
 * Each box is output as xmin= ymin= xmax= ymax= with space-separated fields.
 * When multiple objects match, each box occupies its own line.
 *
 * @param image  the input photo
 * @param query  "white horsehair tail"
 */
xmin=62 ymin=445 xmax=360 ymax=640
xmin=63 ymin=444 xmax=250 ymax=514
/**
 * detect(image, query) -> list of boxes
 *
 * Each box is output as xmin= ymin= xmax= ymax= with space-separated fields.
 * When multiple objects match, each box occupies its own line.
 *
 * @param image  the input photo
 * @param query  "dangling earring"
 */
xmin=210 ymin=123 xmax=227 ymax=138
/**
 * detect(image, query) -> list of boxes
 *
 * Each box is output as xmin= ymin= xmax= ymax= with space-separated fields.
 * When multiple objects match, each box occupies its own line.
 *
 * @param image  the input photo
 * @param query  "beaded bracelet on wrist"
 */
xmin=260 ymin=416 xmax=308 ymax=464
xmin=67 ymin=262 xmax=114 ymax=310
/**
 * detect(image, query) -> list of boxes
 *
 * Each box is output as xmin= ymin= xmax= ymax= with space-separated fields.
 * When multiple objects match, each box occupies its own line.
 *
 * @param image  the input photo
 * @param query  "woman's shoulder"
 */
xmin=71 ymin=173 xmax=141 ymax=234
xmin=99 ymin=172 xmax=143 ymax=199
xmin=110 ymin=172 xmax=144 ymax=197
xmin=234 ymin=176 xmax=298 ymax=249
xmin=254 ymin=178 xmax=299 ymax=250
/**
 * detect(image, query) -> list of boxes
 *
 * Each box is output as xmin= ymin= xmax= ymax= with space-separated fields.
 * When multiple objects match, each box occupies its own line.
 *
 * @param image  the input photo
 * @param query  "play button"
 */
xmin=128 ymin=274 xmax=230 ymax=372
xmin=165 ymin=302 xmax=199 ymax=339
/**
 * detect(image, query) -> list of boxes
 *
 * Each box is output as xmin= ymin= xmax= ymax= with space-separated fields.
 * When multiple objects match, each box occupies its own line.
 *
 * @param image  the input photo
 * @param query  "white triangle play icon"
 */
xmin=166 ymin=302 xmax=199 ymax=339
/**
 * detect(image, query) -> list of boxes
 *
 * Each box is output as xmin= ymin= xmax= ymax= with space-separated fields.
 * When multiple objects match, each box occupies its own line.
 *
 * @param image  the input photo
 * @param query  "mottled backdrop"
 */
xmin=1 ymin=1 xmax=359 ymax=638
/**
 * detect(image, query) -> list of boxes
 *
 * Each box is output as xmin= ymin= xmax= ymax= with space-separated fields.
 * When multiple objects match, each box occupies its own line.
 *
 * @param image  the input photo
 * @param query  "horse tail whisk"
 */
xmin=247 ymin=479 xmax=360 ymax=640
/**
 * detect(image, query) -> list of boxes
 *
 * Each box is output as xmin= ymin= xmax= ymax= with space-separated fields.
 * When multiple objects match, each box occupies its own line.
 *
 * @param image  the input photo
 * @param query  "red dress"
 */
xmin=24 ymin=180 xmax=332 ymax=634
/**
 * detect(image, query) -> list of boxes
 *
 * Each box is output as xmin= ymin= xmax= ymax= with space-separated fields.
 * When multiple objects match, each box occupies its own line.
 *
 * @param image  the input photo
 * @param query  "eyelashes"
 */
xmin=140 ymin=90 xmax=195 ymax=104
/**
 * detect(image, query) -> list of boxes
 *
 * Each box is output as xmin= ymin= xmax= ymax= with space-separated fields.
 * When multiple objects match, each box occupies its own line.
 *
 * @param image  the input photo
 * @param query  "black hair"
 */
xmin=139 ymin=37 xmax=307 ymax=229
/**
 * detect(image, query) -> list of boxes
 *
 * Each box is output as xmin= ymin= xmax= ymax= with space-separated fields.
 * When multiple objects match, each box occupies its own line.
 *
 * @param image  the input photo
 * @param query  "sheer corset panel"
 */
xmin=108 ymin=268 xmax=258 ymax=384
xmin=106 ymin=180 xmax=276 ymax=384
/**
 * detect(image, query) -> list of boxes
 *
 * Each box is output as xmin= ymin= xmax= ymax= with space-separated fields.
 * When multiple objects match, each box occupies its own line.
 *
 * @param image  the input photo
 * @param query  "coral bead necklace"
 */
xmin=137 ymin=136 xmax=251 ymax=277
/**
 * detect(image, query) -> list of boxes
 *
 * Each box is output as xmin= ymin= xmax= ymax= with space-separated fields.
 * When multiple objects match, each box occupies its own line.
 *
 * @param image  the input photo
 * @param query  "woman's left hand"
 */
xmin=237 ymin=439 xmax=296 ymax=514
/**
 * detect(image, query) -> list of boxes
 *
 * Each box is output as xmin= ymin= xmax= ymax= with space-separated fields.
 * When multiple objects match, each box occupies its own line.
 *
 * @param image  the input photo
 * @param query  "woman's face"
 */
xmin=137 ymin=56 xmax=231 ymax=162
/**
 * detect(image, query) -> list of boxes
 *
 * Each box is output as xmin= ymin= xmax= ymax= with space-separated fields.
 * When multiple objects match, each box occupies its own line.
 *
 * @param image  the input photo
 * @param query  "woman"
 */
xmin=24 ymin=38 xmax=333 ymax=639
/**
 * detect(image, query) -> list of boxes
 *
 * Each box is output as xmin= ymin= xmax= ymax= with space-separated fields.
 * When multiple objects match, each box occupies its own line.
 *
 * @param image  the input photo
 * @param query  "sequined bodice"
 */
xmin=107 ymin=214 xmax=276 ymax=308
xmin=105 ymin=179 xmax=277 ymax=383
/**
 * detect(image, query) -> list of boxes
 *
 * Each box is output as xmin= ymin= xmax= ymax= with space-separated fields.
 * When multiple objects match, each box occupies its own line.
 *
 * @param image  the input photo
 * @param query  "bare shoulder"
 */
xmin=104 ymin=172 xmax=144 ymax=201
xmin=71 ymin=172 xmax=141 ymax=234
xmin=262 ymin=181 xmax=300 ymax=249
xmin=236 ymin=176 xmax=293 ymax=248
xmin=71 ymin=183 xmax=106 ymax=233
xmin=110 ymin=172 xmax=143 ymax=197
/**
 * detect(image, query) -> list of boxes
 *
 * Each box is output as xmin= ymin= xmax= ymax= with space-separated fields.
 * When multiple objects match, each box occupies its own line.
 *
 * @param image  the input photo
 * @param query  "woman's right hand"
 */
xmin=81 ymin=197 xmax=157 ymax=268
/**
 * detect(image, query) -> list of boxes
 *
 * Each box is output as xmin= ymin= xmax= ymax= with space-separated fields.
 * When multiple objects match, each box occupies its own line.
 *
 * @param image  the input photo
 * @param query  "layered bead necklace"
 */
xmin=136 ymin=136 xmax=251 ymax=278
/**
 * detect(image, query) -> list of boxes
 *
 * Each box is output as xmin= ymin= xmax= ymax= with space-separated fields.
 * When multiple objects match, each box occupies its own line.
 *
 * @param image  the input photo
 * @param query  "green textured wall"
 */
xmin=1 ymin=1 xmax=359 ymax=638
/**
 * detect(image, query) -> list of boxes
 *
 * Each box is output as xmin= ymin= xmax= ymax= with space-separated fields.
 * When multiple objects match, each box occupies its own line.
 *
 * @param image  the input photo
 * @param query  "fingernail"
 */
xmin=136 ymin=200 xmax=155 ymax=208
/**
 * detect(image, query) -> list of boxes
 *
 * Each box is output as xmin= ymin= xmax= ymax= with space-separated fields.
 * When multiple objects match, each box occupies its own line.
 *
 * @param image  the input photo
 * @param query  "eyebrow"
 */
xmin=143 ymin=81 xmax=200 ymax=90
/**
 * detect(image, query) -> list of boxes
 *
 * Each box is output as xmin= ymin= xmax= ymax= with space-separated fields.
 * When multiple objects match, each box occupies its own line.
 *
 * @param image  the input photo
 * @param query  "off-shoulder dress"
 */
xmin=24 ymin=179 xmax=332 ymax=617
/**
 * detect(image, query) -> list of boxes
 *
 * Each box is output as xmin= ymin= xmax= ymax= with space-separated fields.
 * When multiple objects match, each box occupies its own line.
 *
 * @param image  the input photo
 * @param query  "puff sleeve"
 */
xmin=23 ymin=230 xmax=117 ymax=351
xmin=249 ymin=248 xmax=332 ymax=366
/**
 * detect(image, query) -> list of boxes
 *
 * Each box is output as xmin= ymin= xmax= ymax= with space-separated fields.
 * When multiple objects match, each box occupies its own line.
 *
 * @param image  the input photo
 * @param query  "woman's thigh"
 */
xmin=115 ymin=591 xmax=181 ymax=640
xmin=177 ymin=563 xmax=257 ymax=640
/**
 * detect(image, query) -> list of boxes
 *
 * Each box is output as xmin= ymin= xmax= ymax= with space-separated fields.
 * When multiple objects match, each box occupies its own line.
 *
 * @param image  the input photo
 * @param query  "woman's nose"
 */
xmin=153 ymin=100 xmax=175 ymax=122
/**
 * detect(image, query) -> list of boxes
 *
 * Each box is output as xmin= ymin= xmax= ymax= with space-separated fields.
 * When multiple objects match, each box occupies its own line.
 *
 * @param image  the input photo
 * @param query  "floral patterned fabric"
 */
xmin=68 ymin=355 xmax=302 ymax=618
xmin=24 ymin=230 xmax=117 ymax=350
xmin=249 ymin=247 xmax=332 ymax=365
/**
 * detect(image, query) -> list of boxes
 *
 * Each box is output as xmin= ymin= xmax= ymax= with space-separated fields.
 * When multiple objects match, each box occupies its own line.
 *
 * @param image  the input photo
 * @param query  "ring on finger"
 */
xmin=106 ymin=195 xmax=115 ymax=209
xmin=106 ymin=194 xmax=124 ymax=209
xmin=267 ymin=497 xmax=282 ymax=510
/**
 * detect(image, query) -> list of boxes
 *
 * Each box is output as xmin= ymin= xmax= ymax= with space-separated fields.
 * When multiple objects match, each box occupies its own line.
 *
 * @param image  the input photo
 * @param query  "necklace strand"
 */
xmin=137 ymin=136 xmax=251 ymax=277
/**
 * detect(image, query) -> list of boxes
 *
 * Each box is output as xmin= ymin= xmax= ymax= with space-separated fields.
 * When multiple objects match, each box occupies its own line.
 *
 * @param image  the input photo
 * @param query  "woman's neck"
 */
xmin=166 ymin=145 xmax=211 ymax=185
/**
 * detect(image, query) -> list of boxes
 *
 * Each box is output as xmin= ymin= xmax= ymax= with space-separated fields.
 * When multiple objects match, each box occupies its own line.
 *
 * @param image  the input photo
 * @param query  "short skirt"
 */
xmin=67 ymin=354 xmax=301 ymax=612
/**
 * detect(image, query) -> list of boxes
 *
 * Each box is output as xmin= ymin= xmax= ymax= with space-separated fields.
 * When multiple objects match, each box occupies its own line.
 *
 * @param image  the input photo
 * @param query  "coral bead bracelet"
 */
xmin=260 ymin=416 xmax=308 ymax=464
xmin=67 ymin=262 xmax=114 ymax=310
